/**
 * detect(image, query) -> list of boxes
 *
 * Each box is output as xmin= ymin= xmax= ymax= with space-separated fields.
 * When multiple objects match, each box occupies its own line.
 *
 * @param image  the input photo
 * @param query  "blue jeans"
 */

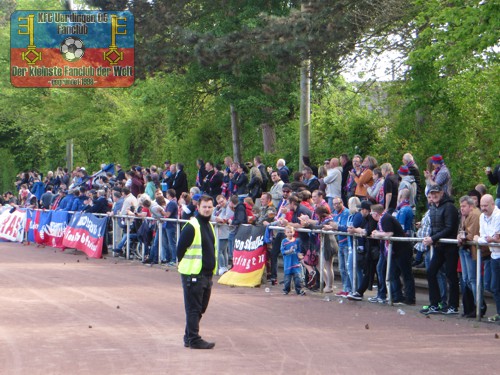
xmin=495 ymin=198 xmax=500 ymax=209
xmin=484 ymin=258 xmax=493 ymax=293
xmin=459 ymin=248 xmax=478 ymax=300
xmin=327 ymin=197 xmax=334 ymax=212
xmin=116 ymin=233 xmax=138 ymax=251
xmin=165 ymin=225 xmax=177 ymax=263
xmin=283 ymin=272 xmax=303 ymax=294
xmin=347 ymin=248 xmax=363 ymax=292
xmin=389 ymin=248 xmax=416 ymax=304
xmin=338 ymin=246 xmax=351 ymax=293
xmin=228 ymin=231 xmax=236 ymax=265
xmin=425 ymin=251 xmax=448 ymax=306
xmin=376 ymin=251 xmax=387 ymax=300
xmin=491 ymin=258 xmax=500 ymax=314
xmin=218 ymin=238 xmax=228 ymax=269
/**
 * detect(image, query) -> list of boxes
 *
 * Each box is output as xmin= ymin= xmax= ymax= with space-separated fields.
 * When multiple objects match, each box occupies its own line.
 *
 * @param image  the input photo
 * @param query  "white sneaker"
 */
xmin=218 ymin=267 xmax=228 ymax=275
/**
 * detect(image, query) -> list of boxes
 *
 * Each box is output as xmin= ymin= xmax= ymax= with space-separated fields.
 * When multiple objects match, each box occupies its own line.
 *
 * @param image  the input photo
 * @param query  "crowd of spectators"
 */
xmin=1 ymin=151 xmax=500 ymax=321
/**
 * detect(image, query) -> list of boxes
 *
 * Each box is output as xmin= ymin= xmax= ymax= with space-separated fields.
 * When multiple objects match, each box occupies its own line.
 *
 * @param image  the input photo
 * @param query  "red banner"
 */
xmin=62 ymin=212 xmax=107 ymax=258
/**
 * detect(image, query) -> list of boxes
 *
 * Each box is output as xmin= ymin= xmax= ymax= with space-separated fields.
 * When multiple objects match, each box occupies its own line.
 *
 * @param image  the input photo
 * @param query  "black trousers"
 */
xmin=428 ymin=246 xmax=459 ymax=309
xmin=181 ymin=274 xmax=212 ymax=345
xmin=271 ymin=232 xmax=285 ymax=281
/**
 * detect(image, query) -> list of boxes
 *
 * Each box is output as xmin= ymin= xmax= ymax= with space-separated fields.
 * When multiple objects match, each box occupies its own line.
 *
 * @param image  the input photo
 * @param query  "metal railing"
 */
xmin=268 ymin=224 xmax=499 ymax=322
xmin=21 ymin=208 xmax=499 ymax=322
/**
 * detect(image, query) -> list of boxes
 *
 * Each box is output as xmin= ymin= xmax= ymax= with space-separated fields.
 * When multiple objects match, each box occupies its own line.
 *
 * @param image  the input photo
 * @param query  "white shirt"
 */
xmin=478 ymin=206 xmax=500 ymax=259
xmin=323 ymin=166 xmax=342 ymax=199
xmin=120 ymin=193 xmax=138 ymax=216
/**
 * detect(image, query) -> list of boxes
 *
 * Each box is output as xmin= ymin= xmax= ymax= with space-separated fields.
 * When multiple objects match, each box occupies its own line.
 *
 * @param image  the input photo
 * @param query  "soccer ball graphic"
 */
xmin=60 ymin=37 xmax=85 ymax=62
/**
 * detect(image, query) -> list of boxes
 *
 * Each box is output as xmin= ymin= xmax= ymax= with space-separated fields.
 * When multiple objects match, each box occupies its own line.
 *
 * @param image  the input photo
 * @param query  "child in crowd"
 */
xmin=243 ymin=196 xmax=255 ymax=224
xmin=280 ymin=225 xmax=305 ymax=296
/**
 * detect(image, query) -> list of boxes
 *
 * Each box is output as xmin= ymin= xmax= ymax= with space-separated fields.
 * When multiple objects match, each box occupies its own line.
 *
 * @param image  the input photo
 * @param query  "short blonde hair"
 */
xmin=348 ymin=196 xmax=361 ymax=214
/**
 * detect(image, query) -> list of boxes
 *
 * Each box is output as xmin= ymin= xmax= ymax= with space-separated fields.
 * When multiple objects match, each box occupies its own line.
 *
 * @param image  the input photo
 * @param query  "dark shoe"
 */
xmin=420 ymin=305 xmax=440 ymax=315
xmin=142 ymin=258 xmax=153 ymax=264
xmin=441 ymin=307 xmax=459 ymax=315
xmin=347 ymin=292 xmax=363 ymax=301
xmin=190 ymin=339 xmax=215 ymax=349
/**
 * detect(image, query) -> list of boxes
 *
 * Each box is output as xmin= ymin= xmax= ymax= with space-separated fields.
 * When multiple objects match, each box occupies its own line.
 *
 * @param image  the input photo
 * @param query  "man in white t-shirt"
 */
xmin=474 ymin=194 xmax=500 ymax=322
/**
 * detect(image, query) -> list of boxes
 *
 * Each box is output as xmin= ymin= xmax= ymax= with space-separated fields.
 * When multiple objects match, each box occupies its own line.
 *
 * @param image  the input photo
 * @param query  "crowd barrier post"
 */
xmin=112 ymin=216 xmax=117 ymax=251
xmin=352 ymin=235 xmax=358 ymax=292
xmin=125 ymin=218 xmax=131 ymax=259
xmin=386 ymin=240 xmax=393 ymax=306
xmin=318 ymin=231 xmax=325 ymax=293
xmin=158 ymin=219 xmax=163 ymax=265
xmin=476 ymin=247 xmax=482 ymax=322
xmin=176 ymin=220 xmax=181 ymax=262
xmin=214 ymin=222 xmax=220 ymax=272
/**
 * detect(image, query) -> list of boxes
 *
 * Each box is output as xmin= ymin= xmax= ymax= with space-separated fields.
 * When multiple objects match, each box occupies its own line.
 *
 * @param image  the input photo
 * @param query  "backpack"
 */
xmin=137 ymin=220 xmax=154 ymax=247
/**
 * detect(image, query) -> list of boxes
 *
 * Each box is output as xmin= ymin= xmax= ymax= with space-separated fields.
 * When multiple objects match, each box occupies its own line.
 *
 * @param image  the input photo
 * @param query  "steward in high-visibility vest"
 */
xmin=178 ymin=217 xmax=218 ymax=275
xmin=178 ymin=196 xmax=218 ymax=350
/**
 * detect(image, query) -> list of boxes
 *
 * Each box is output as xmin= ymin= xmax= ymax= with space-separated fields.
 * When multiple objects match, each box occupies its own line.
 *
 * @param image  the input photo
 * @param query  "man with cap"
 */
xmin=420 ymin=184 xmax=460 ymax=315
xmin=424 ymin=154 xmax=452 ymax=195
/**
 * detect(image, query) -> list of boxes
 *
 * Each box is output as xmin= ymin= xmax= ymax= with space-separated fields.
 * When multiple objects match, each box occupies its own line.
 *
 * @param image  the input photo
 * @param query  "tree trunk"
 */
xmin=299 ymin=59 xmax=311 ymax=171
xmin=261 ymin=122 xmax=276 ymax=154
xmin=230 ymin=104 xmax=242 ymax=163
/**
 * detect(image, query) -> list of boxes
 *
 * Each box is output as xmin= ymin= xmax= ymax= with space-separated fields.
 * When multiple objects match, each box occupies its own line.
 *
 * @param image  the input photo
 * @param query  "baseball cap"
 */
xmin=192 ymin=194 xmax=201 ymax=201
xmin=428 ymin=185 xmax=442 ymax=193
xmin=360 ymin=201 xmax=372 ymax=210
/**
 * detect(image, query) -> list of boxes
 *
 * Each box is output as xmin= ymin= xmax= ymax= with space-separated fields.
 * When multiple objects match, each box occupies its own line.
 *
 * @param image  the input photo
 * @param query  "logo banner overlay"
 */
xmin=11 ymin=10 xmax=134 ymax=88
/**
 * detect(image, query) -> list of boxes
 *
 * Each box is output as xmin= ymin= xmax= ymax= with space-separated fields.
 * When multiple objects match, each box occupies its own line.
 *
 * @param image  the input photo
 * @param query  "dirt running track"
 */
xmin=0 ymin=242 xmax=499 ymax=375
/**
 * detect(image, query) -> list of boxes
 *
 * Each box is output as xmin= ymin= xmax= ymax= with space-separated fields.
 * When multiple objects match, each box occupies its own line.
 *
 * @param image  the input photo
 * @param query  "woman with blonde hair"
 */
xmin=346 ymin=196 xmax=364 ymax=291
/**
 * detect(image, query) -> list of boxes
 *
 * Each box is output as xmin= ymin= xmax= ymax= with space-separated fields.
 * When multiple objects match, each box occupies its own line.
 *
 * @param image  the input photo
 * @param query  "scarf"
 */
xmin=397 ymin=199 xmax=410 ymax=211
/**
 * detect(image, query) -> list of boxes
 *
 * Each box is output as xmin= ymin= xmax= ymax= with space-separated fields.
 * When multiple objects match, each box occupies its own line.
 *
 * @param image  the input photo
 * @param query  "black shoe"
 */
xmin=142 ymin=258 xmax=153 ymax=264
xmin=184 ymin=342 xmax=189 ymax=348
xmin=190 ymin=339 xmax=215 ymax=349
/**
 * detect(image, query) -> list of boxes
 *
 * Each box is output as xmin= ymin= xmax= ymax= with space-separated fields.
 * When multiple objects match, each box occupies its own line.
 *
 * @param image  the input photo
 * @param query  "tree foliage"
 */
xmin=0 ymin=0 xmax=498 ymax=205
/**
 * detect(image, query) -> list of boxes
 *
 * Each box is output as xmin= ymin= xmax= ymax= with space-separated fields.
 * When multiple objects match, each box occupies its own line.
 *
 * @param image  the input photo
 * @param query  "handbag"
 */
xmin=303 ymin=249 xmax=318 ymax=266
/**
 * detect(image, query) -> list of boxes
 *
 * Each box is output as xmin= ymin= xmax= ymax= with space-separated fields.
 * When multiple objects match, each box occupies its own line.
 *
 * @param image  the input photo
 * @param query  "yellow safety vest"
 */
xmin=178 ymin=217 xmax=218 ymax=275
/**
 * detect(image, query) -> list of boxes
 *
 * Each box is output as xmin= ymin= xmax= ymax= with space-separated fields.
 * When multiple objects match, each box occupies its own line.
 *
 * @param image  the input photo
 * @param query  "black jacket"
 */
xmin=429 ymin=194 xmax=459 ymax=248
xmin=487 ymin=164 xmax=500 ymax=199
xmin=172 ymin=170 xmax=188 ymax=199
xmin=232 ymin=202 xmax=248 ymax=226
xmin=85 ymin=196 xmax=109 ymax=214
xmin=408 ymin=164 xmax=422 ymax=203
xmin=232 ymin=173 xmax=249 ymax=195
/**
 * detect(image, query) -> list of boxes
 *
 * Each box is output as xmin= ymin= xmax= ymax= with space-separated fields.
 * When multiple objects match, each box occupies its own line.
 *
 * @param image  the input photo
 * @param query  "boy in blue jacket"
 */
xmin=280 ymin=226 xmax=305 ymax=295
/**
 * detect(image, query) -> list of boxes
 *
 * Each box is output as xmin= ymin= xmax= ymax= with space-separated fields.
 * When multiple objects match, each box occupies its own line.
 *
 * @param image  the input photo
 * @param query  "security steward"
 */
xmin=177 ymin=194 xmax=218 ymax=349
